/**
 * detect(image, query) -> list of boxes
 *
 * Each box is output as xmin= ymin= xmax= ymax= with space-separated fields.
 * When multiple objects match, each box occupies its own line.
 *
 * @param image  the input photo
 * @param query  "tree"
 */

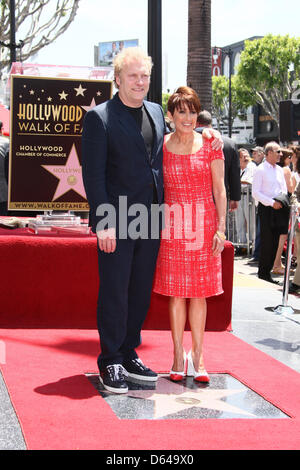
xmin=162 ymin=92 xmax=170 ymax=115
xmin=0 ymin=0 xmax=80 ymax=76
xmin=187 ymin=0 xmax=211 ymax=113
xmin=237 ymin=34 xmax=300 ymax=125
xmin=212 ymin=74 xmax=255 ymax=131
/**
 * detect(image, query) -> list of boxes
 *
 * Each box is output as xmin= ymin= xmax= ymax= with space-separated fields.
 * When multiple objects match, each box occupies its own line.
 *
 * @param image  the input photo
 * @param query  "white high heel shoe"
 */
xmin=170 ymin=350 xmax=186 ymax=382
xmin=187 ymin=350 xmax=210 ymax=383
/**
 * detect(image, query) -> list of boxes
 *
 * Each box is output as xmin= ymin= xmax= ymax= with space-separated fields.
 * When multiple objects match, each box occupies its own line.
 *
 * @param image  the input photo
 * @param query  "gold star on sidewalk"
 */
xmin=127 ymin=378 xmax=255 ymax=419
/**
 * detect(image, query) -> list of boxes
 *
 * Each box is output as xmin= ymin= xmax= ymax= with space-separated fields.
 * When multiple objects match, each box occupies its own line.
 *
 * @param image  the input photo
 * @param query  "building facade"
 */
xmin=211 ymin=36 xmax=280 ymax=147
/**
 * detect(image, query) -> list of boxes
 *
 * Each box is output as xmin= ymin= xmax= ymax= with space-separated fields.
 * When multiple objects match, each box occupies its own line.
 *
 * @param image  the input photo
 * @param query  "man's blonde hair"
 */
xmin=113 ymin=47 xmax=153 ymax=88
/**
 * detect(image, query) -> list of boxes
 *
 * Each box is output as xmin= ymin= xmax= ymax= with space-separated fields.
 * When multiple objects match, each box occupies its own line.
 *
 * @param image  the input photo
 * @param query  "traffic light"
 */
xmin=279 ymin=100 xmax=300 ymax=142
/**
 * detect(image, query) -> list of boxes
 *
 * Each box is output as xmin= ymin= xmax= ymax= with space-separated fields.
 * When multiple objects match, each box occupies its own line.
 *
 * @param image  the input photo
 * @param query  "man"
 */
xmin=252 ymin=142 xmax=288 ymax=284
xmin=196 ymin=111 xmax=241 ymax=212
xmin=82 ymin=47 xmax=164 ymax=393
xmin=0 ymin=121 xmax=9 ymax=216
xmin=105 ymin=41 xmax=118 ymax=65
xmin=249 ymin=146 xmax=265 ymax=264
xmin=252 ymin=146 xmax=265 ymax=165
xmin=82 ymin=48 xmax=222 ymax=394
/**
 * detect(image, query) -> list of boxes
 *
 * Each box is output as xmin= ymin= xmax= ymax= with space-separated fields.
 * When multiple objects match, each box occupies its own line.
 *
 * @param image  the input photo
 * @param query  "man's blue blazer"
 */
xmin=81 ymin=93 xmax=165 ymax=233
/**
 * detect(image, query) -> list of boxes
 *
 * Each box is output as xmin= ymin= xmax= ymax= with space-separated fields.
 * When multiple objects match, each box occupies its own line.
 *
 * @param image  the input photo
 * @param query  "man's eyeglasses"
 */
xmin=275 ymin=150 xmax=282 ymax=154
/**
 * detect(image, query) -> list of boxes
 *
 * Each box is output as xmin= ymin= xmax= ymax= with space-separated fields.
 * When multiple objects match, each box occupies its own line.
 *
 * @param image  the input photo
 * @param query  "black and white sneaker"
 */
xmin=99 ymin=364 xmax=128 ymax=394
xmin=123 ymin=358 xmax=158 ymax=382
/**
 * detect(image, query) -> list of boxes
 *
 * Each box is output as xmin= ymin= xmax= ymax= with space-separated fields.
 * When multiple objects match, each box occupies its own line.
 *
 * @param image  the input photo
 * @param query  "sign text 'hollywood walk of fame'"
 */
xmin=8 ymin=75 xmax=112 ymax=211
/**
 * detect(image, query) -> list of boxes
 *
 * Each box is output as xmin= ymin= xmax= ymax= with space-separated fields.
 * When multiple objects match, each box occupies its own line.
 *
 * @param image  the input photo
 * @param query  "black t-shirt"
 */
xmin=121 ymin=98 xmax=158 ymax=203
xmin=123 ymin=104 xmax=154 ymax=160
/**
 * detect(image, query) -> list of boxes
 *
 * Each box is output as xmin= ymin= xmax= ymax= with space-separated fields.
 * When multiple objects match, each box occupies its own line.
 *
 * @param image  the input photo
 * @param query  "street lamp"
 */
xmin=147 ymin=0 xmax=162 ymax=105
xmin=0 ymin=0 xmax=23 ymax=69
xmin=222 ymin=47 xmax=233 ymax=138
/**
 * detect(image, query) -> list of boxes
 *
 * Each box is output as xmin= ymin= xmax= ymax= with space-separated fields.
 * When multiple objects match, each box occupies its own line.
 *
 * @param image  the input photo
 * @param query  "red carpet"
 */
xmin=1 ymin=329 xmax=300 ymax=450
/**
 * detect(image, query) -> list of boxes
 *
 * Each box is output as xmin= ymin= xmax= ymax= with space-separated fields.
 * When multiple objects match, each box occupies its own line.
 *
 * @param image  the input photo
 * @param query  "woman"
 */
xmin=291 ymin=146 xmax=300 ymax=192
xmin=272 ymin=149 xmax=294 ymax=274
xmin=153 ymin=87 xmax=226 ymax=383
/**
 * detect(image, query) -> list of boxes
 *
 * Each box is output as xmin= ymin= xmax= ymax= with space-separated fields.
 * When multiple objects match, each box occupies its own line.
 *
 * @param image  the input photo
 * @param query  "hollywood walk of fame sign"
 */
xmin=8 ymin=75 xmax=112 ymax=211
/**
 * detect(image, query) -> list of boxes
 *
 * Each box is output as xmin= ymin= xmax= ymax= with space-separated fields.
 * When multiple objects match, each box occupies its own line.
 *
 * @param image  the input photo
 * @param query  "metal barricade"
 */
xmin=226 ymin=185 xmax=256 ymax=255
xmin=274 ymin=195 xmax=298 ymax=315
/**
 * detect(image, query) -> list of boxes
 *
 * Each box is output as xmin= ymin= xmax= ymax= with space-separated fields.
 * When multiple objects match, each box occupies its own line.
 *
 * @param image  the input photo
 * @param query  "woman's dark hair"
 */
xmin=296 ymin=154 xmax=300 ymax=174
xmin=167 ymin=86 xmax=201 ymax=115
xmin=278 ymin=148 xmax=292 ymax=167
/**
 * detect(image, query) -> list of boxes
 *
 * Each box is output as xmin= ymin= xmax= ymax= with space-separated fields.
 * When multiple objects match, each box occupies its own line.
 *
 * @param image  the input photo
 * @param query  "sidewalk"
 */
xmin=0 ymin=255 xmax=299 ymax=450
xmin=232 ymin=255 xmax=300 ymax=373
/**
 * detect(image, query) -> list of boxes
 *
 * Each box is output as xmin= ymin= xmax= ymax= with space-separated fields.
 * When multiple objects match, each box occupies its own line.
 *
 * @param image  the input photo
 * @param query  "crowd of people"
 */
xmin=232 ymin=141 xmax=300 ymax=292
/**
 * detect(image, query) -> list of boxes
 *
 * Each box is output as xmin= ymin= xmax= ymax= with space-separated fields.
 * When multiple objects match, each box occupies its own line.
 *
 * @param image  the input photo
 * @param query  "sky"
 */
xmin=29 ymin=0 xmax=300 ymax=92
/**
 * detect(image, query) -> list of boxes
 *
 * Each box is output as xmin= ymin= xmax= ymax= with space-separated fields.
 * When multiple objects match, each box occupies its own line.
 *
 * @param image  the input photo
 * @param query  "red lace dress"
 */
xmin=153 ymin=139 xmax=224 ymax=298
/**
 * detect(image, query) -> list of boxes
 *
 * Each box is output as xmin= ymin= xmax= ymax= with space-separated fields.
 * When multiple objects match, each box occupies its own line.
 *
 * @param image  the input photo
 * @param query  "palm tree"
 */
xmin=187 ymin=0 xmax=212 ymax=113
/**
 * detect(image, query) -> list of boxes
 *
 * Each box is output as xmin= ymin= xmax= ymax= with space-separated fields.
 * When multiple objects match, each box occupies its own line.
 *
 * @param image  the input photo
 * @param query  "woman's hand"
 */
xmin=212 ymin=231 xmax=225 ymax=256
